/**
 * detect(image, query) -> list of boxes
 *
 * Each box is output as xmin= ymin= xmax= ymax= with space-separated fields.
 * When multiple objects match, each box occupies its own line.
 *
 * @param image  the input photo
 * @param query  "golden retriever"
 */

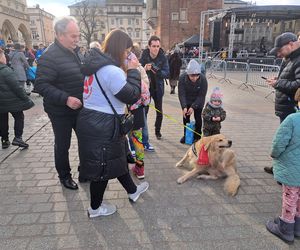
xmin=176 ymin=134 xmax=240 ymax=196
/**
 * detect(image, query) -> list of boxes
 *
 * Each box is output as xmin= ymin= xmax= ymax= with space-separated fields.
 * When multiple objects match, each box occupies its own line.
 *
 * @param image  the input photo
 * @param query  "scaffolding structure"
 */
xmin=198 ymin=9 xmax=228 ymax=62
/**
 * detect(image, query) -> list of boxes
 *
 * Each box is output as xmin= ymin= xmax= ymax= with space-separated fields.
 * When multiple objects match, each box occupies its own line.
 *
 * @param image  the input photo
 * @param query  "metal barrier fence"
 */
xmin=202 ymin=59 xmax=280 ymax=98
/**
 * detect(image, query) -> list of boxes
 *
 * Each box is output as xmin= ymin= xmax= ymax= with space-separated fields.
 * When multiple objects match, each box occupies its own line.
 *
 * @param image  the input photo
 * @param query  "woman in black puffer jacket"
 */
xmin=0 ymin=49 xmax=34 ymax=149
xmin=77 ymin=30 xmax=149 ymax=218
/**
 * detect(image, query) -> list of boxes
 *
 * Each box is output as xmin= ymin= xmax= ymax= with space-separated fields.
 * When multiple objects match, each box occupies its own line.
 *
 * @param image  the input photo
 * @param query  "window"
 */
xmin=180 ymin=8 xmax=187 ymax=21
xmin=136 ymin=19 xmax=139 ymax=25
xmin=135 ymin=29 xmax=140 ymax=38
xmin=111 ymin=19 xmax=114 ymax=25
xmin=128 ymin=18 xmax=132 ymax=25
xmin=30 ymin=19 xmax=35 ymax=25
xmin=171 ymin=12 xmax=179 ymax=21
xmin=32 ymin=31 xmax=39 ymax=40
xmin=119 ymin=6 xmax=122 ymax=12
xmin=152 ymin=0 xmax=157 ymax=9
xmin=119 ymin=18 xmax=123 ymax=25
xmin=127 ymin=28 xmax=133 ymax=37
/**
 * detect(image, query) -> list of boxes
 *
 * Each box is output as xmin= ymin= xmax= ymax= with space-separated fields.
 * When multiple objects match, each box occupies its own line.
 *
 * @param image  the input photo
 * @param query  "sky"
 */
xmin=27 ymin=0 xmax=300 ymax=18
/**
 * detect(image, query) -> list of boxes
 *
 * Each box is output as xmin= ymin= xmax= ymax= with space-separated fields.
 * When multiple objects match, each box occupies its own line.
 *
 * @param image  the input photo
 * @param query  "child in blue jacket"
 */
xmin=266 ymin=88 xmax=300 ymax=244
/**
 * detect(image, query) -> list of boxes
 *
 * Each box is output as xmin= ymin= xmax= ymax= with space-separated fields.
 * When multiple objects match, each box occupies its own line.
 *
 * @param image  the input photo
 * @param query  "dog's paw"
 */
xmin=177 ymin=177 xmax=185 ymax=184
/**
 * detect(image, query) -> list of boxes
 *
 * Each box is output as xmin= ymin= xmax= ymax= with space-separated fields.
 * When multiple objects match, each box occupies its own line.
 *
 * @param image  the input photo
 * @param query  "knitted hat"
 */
xmin=186 ymin=59 xmax=201 ymax=75
xmin=210 ymin=87 xmax=223 ymax=103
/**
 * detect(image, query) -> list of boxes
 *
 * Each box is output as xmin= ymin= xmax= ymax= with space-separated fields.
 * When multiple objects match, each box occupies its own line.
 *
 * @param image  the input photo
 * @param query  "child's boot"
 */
xmin=132 ymin=161 xmax=144 ymax=179
xmin=295 ymin=216 xmax=300 ymax=238
xmin=266 ymin=217 xmax=294 ymax=244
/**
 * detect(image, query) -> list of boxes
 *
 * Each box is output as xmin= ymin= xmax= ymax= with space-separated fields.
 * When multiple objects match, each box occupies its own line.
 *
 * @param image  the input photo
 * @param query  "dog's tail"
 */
xmin=224 ymin=174 xmax=240 ymax=196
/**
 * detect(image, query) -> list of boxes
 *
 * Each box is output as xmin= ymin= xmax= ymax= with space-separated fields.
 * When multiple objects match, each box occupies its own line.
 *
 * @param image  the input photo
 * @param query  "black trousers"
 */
xmin=183 ymin=106 xmax=203 ymax=140
xmin=152 ymin=92 xmax=163 ymax=133
xmin=90 ymin=172 xmax=137 ymax=209
xmin=48 ymin=114 xmax=78 ymax=180
xmin=0 ymin=111 xmax=24 ymax=140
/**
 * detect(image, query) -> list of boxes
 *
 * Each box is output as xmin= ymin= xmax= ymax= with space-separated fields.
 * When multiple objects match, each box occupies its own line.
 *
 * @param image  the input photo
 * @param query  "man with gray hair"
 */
xmin=35 ymin=16 xmax=84 ymax=190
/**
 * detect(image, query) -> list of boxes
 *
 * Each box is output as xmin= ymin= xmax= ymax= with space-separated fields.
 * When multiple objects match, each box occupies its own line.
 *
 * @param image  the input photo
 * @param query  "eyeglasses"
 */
xmin=189 ymin=74 xmax=200 ymax=77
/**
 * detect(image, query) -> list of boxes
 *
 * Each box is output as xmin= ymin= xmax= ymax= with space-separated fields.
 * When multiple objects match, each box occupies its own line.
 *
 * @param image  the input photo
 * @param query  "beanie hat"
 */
xmin=186 ymin=59 xmax=201 ymax=75
xmin=210 ymin=87 xmax=223 ymax=104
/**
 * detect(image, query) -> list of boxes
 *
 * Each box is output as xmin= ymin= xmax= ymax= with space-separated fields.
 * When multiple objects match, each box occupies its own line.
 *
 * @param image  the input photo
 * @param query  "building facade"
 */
xmin=106 ymin=0 xmax=144 ymax=45
xmin=146 ymin=0 xmax=223 ymax=50
xmin=69 ymin=0 xmax=144 ymax=47
xmin=27 ymin=5 xmax=55 ymax=47
xmin=0 ymin=0 xmax=31 ymax=47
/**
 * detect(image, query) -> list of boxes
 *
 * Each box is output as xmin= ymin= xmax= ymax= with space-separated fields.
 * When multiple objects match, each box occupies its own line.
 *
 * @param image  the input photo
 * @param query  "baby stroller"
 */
xmin=25 ymin=66 xmax=37 ymax=95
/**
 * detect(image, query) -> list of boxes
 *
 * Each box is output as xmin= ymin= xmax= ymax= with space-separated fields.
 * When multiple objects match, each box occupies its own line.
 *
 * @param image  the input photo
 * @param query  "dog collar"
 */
xmin=192 ymin=143 xmax=198 ymax=157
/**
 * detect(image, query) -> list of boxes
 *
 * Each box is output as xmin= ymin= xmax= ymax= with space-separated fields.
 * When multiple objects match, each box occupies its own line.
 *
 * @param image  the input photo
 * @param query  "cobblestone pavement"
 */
xmin=0 ymin=81 xmax=298 ymax=249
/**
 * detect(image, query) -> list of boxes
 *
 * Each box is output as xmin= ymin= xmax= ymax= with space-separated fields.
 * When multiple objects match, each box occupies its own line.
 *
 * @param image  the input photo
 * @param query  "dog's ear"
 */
xmin=204 ymin=139 xmax=212 ymax=151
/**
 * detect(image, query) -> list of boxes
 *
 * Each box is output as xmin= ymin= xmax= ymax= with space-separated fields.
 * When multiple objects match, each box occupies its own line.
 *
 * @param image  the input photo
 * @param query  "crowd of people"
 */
xmin=2 ymin=16 xmax=300 ymax=246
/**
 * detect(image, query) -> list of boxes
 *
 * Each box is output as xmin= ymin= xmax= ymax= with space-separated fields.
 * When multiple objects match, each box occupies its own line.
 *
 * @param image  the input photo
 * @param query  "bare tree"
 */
xmin=72 ymin=0 xmax=104 ymax=46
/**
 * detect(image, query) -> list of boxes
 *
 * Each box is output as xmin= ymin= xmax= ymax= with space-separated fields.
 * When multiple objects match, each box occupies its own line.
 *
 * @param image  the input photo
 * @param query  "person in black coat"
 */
xmin=168 ymin=50 xmax=182 ymax=94
xmin=0 ymin=49 xmax=34 ymax=149
xmin=35 ymin=16 xmax=84 ymax=190
xmin=140 ymin=36 xmax=169 ymax=139
xmin=178 ymin=59 xmax=208 ymax=144
xmin=77 ymin=29 xmax=149 ymax=218
xmin=264 ymin=32 xmax=300 ymax=175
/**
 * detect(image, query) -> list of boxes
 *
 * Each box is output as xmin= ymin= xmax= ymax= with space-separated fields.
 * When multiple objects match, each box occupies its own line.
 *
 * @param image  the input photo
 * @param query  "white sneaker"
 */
xmin=87 ymin=203 xmax=117 ymax=218
xmin=128 ymin=182 xmax=149 ymax=202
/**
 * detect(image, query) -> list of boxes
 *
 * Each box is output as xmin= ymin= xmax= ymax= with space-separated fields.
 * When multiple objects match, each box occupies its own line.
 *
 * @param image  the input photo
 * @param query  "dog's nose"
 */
xmin=228 ymin=140 xmax=232 ymax=146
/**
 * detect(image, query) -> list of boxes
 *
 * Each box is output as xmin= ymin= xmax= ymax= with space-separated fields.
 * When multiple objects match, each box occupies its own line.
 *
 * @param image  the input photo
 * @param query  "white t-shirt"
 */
xmin=83 ymin=65 xmax=126 ymax=114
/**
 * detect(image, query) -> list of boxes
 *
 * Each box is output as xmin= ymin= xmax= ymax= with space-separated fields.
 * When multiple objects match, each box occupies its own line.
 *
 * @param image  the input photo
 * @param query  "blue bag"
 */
xmin=185 ymin=121 xmax=195 ymax=145
xmin=26 ymin=66 xmax=37 ymax=81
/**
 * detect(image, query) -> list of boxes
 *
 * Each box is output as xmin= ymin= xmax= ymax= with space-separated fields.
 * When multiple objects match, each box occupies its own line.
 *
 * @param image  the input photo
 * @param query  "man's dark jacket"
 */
xmin=274 ymin=47 xmax=300 ymax=118
xmin=140 ymin=48 xmax=169 ymax=98
xmin=178 ymin=72 xmax=208 ymax=110
xmin=35 ymin=39 xmax=84 ymax=116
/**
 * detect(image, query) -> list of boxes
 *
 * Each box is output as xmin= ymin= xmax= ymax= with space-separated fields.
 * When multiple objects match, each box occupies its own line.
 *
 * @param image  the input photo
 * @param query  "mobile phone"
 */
xmin=261 ymin=76 xmax=267 ymax=80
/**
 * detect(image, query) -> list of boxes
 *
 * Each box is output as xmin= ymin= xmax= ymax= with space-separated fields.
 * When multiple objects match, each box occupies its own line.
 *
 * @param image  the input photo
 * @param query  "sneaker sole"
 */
xmin=136 ymin=175 xmax=145 ymax=179
xmin=12 ymin=143 xmax=29 ymax=148
xmin=88 ymin=209 xmax=117 ymax=218
xmin=144 ymin=149 xmax=155 ymax=152
xmin=129 ymin=184 xmax=149 ymax=202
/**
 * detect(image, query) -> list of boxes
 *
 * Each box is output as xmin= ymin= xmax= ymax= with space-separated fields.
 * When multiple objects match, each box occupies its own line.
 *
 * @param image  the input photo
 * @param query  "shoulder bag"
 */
xmin=94 ymin=73 xmax=134 ymax=136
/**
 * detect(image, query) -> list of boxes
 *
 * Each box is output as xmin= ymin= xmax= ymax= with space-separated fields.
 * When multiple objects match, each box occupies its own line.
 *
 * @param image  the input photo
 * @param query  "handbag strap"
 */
xmin=94 ymin=73 xmax=121 ymax=121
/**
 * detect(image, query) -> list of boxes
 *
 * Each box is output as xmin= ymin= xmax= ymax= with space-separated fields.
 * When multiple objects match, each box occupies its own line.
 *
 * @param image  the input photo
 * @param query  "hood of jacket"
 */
xmin=80 ymin=48 xmax=117 ymax=76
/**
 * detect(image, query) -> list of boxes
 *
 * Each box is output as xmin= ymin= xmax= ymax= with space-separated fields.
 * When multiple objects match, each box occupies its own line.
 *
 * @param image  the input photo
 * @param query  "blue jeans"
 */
xmin=142 ymin=107 xmax=149 ymax=145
